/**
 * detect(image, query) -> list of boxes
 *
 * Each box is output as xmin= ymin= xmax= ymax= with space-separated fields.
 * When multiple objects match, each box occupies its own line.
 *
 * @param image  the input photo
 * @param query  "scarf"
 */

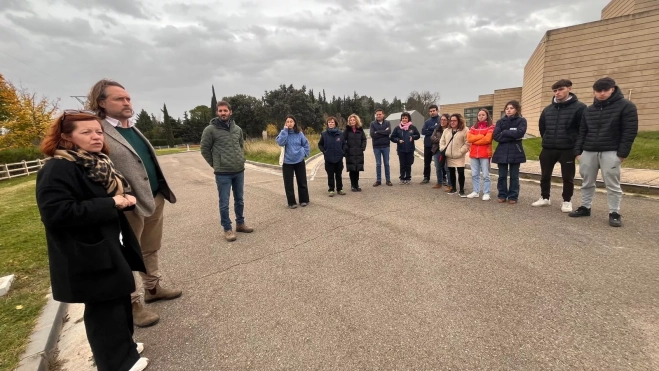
xmin=328 ymin=127 xmax=338 ymax=134
xmin=474 ymin=121 xmax=489 ymax=129
xmin=52 ymin=149 xmax=129 ymax=196
xmin=399 ymin=121 xmax=412 ymax=130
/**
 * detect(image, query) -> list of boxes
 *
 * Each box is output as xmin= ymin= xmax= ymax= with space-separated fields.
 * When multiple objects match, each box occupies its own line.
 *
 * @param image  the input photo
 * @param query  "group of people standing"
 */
xmin=33 ymin=75 xmax=638 ymax=371
xmin=36 ymin=80 xmax=186 ymax=371
xmin=275 ymin=77 xmax=639 ymax=229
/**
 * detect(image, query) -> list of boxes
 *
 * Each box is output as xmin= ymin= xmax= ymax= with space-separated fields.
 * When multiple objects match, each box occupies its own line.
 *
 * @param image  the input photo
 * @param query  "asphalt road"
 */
xmin=136 ymin=142 xmax=659 ymax=370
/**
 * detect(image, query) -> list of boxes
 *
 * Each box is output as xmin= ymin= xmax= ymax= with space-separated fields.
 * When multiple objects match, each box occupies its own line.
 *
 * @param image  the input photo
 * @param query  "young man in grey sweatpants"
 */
xmin=569 ymin=77 xmax=638 ymax=227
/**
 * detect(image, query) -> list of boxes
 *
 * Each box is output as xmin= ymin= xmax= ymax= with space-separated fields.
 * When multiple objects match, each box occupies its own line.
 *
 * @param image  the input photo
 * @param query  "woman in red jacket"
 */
xmin=466 ymin=108 xmax=494 ymax=200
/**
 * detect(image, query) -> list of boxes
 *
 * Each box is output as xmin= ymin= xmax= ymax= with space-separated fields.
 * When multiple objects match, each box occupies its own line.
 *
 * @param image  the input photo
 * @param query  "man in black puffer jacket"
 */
xmin=569 ymin=77 xmax=638 ymax=227
xmin=532 ymin=79 xmax=586 ymax=213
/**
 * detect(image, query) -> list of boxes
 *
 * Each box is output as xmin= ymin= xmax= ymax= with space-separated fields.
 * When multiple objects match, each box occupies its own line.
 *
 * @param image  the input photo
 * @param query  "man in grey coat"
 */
xmin=87 ymin=79 xmax=182 ymax=327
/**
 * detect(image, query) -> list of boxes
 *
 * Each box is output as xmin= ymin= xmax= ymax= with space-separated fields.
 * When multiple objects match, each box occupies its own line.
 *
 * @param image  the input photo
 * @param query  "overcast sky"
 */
xmin=1 ymin=0 xmax=610 ymax=120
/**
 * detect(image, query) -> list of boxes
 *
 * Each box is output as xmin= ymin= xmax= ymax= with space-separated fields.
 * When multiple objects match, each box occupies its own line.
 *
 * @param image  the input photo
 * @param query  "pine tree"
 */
xmin=210 ymin=85 xmax=217 ymax=118
xmin=135 ymin=109 xmax=153 ymax=133
xmin=161 ymin=104 xmax=176 ymax=147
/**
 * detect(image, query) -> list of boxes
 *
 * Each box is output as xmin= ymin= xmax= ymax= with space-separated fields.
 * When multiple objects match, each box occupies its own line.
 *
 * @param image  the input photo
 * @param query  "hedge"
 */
xmin=0 ymin=147 xmax=45 ymax=164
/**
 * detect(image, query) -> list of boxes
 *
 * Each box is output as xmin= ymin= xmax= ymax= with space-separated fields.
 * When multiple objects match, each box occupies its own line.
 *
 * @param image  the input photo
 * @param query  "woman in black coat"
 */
xmin=492 ymin=100 xmax=527 ymax=204
xmin=35 ymin=110 xmax=150 ymax=371
xmin=343 ymin=114 xmax=367 ymax=191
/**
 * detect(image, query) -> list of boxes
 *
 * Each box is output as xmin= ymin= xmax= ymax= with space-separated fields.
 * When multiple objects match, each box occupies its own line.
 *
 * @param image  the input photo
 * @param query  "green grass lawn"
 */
xmin=0 ymin=174 xmax=50 ymax=371
xmin=493 ymin=132 xmax=659 ymax=169
xmin=245 ymin=148 xmax=321 ymax=165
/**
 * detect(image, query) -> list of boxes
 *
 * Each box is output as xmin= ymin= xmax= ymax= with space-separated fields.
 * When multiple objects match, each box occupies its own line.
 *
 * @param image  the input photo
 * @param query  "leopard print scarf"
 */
xmin=53 ymin=149 xmax=129 ymax=196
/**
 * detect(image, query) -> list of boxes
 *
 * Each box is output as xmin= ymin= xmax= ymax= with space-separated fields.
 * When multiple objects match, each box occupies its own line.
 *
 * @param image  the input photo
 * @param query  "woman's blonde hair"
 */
xmin=347 ymin=114 xmax=362 ymax=128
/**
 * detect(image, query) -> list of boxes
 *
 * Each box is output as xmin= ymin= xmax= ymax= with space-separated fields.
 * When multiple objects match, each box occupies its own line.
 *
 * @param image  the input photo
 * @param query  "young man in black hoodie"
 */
xmin=420 ymin=104 xmax=440 ymax=184
xmin=370 ymin=109 xmax=393 ymax=186
xmin=569 ymin=77 xmax=638 ymax=227
xmin=532 ymin=79 xmax=586 ymax=212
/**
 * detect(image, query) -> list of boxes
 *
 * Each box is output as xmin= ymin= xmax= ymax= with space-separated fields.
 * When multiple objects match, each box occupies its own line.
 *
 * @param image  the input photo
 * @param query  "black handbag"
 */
xmin=438 ymin=132 xmax=455 ymax=167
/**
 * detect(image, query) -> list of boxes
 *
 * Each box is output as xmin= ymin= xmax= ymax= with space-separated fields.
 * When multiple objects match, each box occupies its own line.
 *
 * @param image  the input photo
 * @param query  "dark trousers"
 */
xmin=497 ymin=163 xmax=521 ymax=201
xmin=423 ymin=146 xmax=433 ymax=179
xmin=282 ymin=161 xmax=309 ymax=206
xmin=349 ymin=171 xmax=360 ymax=188
xmin=539 ymin=148 xmax=575 ymax=201
xmin=398 ymin=151 xmax=414 ymax=180
xmin=325 ymin=161 xmax=344 ymax=192
xmin=448 ymin=167 xmax=465 ymax=192
xmin=84 ymin=295 xmax=139 ymax=371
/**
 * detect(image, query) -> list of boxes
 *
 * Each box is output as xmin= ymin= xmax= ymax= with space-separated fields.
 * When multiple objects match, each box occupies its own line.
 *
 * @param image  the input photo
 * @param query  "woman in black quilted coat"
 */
xmin=343 ymin=114 xmax=367 ymax=191
xmin=492 ymin=100 xmax=527 ymax=204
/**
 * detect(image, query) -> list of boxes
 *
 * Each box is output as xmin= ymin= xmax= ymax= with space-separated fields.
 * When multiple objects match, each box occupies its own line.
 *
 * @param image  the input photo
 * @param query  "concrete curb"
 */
xmin=413 ymin=147 xmax=659 ymax=196
xmin=16 ymin=289 xmax=68 ymax=371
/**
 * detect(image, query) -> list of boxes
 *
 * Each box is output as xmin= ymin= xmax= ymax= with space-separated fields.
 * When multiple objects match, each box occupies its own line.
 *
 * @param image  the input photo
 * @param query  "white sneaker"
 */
xmin=466 ymin=192 xmax=479 ymax=199
xmin=136 ymin=343 xmax=144 ymax=354
xmin=561 ymin=201 xmax=573 ymax=213
xmin=129 ymin=357 xmax=149 ymax=371
xmin=531 ymin=198 xmax=551 ymax=207
xmin=482 ymin=194 xmax=490 ymax=201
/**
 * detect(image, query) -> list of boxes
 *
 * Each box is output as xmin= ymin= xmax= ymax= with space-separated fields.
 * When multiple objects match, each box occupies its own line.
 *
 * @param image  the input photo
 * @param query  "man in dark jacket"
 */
xmin=200 ymin=101 xmax=254 ymax=240
xmin=421 ymin=104 xmax=440 ymax=184
xmin=369 ymin=109 xmax=393 ymax=186
xmin=569 ymin=77 xmax=638 ymax=227
xmin=532 ymin=79 xmax=586 ymax=213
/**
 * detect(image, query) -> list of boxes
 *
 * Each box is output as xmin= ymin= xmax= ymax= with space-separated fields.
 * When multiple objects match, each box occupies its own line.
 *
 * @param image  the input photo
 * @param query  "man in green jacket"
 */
xmin=200 ymin=101 xmax=254 ymax=241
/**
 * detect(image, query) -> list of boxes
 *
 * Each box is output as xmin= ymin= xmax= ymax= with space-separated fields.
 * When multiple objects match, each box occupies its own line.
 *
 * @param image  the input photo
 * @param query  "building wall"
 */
xmin=635 ymin=0 xmax=659 ymax=13
xmin=529 ymin=9 xmax=659 ymax=134
xmin=602 ymin=0 xmax=636 ymax=19
xmin=521 ymin=38 xmax=547 ymax=136
xmin=441 ymin=94 xmax=494 ymax=117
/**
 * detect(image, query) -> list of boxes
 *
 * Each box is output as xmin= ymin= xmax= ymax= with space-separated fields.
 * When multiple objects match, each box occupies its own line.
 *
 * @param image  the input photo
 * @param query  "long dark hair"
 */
xmin=285 ymin=114 xmax=300 ymax=133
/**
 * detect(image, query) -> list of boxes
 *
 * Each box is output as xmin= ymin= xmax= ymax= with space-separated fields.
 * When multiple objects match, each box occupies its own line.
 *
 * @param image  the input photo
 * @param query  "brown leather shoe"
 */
xmin=508 ymin=200 xmax=517 ymax=204
xmin=145 ymin=283 xmax=183 ymax=303
xmin=498 ymin=199 xmax=506 ymax=203
xmin=224 ymin=230 xmax=236 ymax=241
xmin=444 ymin=186 xmax=453 ymax=193
xmin=132 ymin=301 xmax=159 ymax=327
xmin=432 ymin=184 xmax=442 ymax=189
xmin=236 ymin=224 xmax=254 ymax=233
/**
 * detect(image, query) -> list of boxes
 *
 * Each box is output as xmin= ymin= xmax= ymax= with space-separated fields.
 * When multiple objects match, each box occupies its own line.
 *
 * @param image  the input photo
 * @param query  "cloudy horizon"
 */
xmin=1 ymin=0 xmax=610 ymax=120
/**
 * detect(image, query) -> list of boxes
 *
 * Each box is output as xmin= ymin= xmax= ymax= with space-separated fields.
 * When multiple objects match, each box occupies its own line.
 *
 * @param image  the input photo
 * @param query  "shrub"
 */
xmin=0 ymin=147 xmax=44 ymax=164
xmin=265 ymin=124 xmax=278 ymax=138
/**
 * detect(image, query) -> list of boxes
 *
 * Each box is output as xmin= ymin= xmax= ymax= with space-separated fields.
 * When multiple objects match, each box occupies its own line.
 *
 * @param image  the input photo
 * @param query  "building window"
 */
xmin=463 ymin=106 xmax=493 ymax=127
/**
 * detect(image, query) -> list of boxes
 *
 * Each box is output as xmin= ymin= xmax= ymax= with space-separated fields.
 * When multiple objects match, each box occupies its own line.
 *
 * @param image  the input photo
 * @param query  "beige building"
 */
xmin=443 ymin=0 xmax=659 ymax=136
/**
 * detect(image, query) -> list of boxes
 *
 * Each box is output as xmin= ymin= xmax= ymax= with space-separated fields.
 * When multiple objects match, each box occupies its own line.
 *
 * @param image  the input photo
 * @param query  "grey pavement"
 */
xmin=60 ymin=141 xmax=659 ymax=370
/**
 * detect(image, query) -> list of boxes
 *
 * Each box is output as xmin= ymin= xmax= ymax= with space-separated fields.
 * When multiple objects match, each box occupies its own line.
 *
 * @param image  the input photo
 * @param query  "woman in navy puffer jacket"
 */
xmin=492 ymin=100 xmax=527 ymax=204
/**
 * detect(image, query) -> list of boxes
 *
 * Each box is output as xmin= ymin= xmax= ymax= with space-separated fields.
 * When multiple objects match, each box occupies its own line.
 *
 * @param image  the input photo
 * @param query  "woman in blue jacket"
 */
xmin=318 ymin=116 xmax=346 ymax=197
xmin=390 ymin=112 xmax=421 ymax=184
xmin=276 ymin=115 xmax=310 ymax=208
xmin=492 ymin=100 xmax=527 ymax=204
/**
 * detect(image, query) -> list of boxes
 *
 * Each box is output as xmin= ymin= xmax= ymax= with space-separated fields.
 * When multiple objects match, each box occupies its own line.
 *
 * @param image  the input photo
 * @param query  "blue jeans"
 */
xmin=432 ymin=151 xmax=446 ymax=185
xmin=497 ymin=163 xmax=520 ymax=201
xmin=373 ymin=147 xmax=391 ymax=182
xmin=215 ymin=172 xmax=245 ymax=231
xmin=471 ymin=158 xmax=491 ymax=194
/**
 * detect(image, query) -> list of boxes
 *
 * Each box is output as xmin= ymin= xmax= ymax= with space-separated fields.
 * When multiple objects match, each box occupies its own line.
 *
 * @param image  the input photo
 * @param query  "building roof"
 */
xmin=385 ymin=110 xmax=423 ymax=122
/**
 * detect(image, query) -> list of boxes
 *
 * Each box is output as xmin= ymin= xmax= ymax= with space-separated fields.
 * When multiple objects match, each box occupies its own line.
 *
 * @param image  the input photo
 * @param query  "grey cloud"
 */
xmin=59 ymin=0 xmax=149 ymax=19
xmin=5 ymin=14 xmax=100 ymax=42
xmin=1 ymin=0 xmax=611 ymax=119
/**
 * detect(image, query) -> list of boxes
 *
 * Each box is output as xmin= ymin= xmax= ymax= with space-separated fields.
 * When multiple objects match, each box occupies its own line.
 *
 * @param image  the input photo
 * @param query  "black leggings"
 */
xmin=449 ymin=167 xmax=465 ymax=192
xmin=349 ymin=171 xmax=360 ymax=188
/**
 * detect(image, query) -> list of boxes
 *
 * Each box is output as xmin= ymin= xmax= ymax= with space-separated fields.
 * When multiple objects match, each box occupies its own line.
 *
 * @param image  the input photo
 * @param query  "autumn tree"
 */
xmin=0 ymin=74 xmax=59 ymax=149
